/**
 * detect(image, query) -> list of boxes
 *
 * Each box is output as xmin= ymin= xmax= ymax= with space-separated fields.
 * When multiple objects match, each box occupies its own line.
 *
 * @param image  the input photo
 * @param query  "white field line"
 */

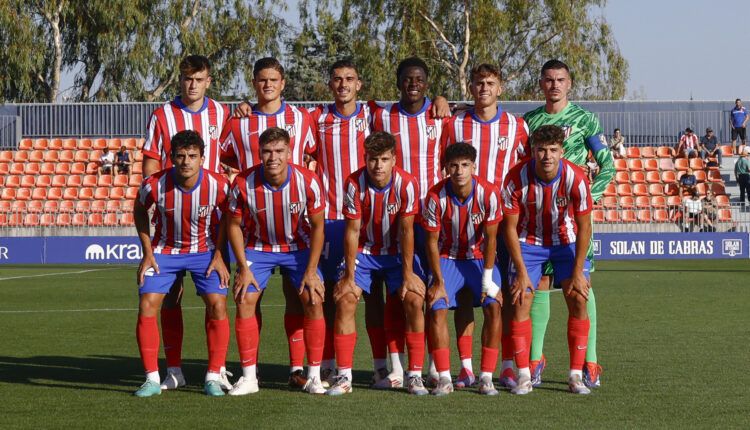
xmin=0 ymin=304 xmax=286 ymax=314
xmin=0 ymin=268 xmax=114 ymax=282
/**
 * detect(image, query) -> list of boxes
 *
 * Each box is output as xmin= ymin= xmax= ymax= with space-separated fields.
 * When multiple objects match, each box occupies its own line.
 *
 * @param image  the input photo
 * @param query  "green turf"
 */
xmin=0 ymin=261 xmax=748 ymax=429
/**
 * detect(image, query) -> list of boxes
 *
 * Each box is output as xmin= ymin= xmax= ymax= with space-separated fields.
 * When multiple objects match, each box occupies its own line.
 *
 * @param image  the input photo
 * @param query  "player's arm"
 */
xmin=142 ymin=158 xmax=160 ymax=177
xmin=398 ymin=214 xmax=425 ymax=300
xmin=133 ymin=198 xmax=158 ymax=285
xmin=424 ymin=229 xmax=447 ymax=308
xmin=430 ymin=95 xmax=451 ymax=118
xmin=206 ymin=215 xmax=230 ymax=288
xmin=227 ymin=213 xmax=258 ymax=304
xmin=300 ymin=209 xmax=326 ymax=305
xmin=586 ymin=134 xmax=615 ymax=203
xmin=480 ymin=222 xmax=501 ymax=304
xmin=333 ymin=217 xmax=362 ymax=303
xmin=566 ymin=211 xmax=592 ymax=301
xmin=502 ymin=212 xmax=532 ymax=305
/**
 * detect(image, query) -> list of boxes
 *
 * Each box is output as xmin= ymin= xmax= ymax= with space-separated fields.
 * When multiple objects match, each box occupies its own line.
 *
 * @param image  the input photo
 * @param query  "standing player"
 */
xmin=502 ymin=125 xmax=593 ymax=395
xmin=441 ymin=63 xmax=529 ymax=388
xmin=141 ymin=55 xmax=232 ymax=391
xmin=133 ymin=130 xmax=231 ymax=397
xmin=523 ymin=59 xmax=613 ymax=388
xmin=325 ymin=132 xmax=428 ymax=396
xmin=221 ymin=57 xmax=317 ymax=389
xmin=226 ymin=127 xmax=327 ymax=395
xmin=423 ymin=143 xmax=504 ymax=396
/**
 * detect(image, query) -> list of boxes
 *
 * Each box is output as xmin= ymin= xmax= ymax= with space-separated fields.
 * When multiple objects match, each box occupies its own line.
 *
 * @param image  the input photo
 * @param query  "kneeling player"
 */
xmin=502 ymin=125 xmax=593 ymax=395
xmin=424 ymin=143 xmax=504 ymax=396
xmin=133 ymin=130 xmax=231 ymax=397
xmin=227 ymin=127 xmax=327 ymax=395
xmin=326 ymin=132 xmax=428 ymax=396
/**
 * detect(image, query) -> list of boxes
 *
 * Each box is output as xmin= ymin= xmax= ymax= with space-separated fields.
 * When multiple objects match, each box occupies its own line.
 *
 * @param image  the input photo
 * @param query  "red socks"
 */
xmin=304 ymin=317 xmax=326 ymax=367
xmin=384 ymin=296 xmax=405 ymax=353
xmin=160 ymin=307 xmax=183 ymax=368
xmin=568 ymin=317 xmax=590 ymax=371
xmin=206 ymin=318 xmax=229 ymax=373
xmin=322 ymin=328 xmax=335 ymax=363
xmin=284 ymin=314 xmax=305 ymax=367
xmin=501 ymin=331 xmax=514 ymax=361
xmin=334 ymin=332 xmax=357 ymax=370
xmin=432 ymin=347 xmax=450 ymax=373
xmin=510 ymin=319 xmax=532 ymax=369
xmin=480 ymin=347 xmax=499 ymax=374
xmin=136 ymin=315 xmax=160 ymax=373
xmin=366 ymin=326 xmax=387 ymax=360
xmin=405 ymin=331 xmax=425 ymax=372
xmin=457 ymin=335 xmax=473 ymax=361
xmin=235 ymin=316 xmax=259 ymax=367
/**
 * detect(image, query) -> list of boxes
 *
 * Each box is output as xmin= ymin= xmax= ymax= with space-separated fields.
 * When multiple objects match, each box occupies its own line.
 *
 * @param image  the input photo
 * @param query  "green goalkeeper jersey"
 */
xmin=524 ymin=103 xmax=614 ymax=203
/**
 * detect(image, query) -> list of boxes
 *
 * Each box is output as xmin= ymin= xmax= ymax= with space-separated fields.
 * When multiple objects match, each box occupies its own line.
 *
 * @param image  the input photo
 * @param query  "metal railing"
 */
xmin=593 ymin=202 xmax=749 ymax=233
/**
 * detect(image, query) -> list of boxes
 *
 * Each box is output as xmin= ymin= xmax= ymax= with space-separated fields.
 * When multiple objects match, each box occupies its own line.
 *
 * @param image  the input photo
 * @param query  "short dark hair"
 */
xmin=540 ymin=59 xmax=570 ymax=77
xmin=470 ymin=63 xmax=502 ymax=82
xmin=364 ymin=132 xmax=396 ymax=156
xmin=531 ymin=125 xmax=565 ymax=148
xmin=329 ymin=59 xmax=359 ymax=78
xmin=258 ymin=126 xmax=290 ymax=147
xmin=396 ymin=57 xmax=429 ymax=82
xmin=171 ymin=130 xmax=205 ymax=156
xmin=253 ymin=57 xmax=285 ymax=79
xmin=736 ymin=98 xmax=742 ymax=103
xmin=614 ymin=128 xmax=621 ymax=133
xmin=444 ymin=142 xmax=477 ymax=164
xmin=179 ymin=55 xmax=211 ymax=76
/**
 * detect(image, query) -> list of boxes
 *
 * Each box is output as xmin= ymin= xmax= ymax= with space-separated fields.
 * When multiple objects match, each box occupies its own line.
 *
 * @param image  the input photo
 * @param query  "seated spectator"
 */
xmin=683 ymin=191 xmax=703 ymax=232
xmin=701 ymin=189 xmax=718 ymax=232
xmin=610 ymin=128 xmax=626 ymax=158
xmin=115 ymin=146 xmax=132 ymax=176
xmin=586 ymin=152 xmax=599 ymax=182
xmin=679 ymin=167 xmax=697 ymax=195
xmin=98 ymin=147 xmax=114 ymax=176
xmin=699 ymin=127 xmax=722 ymax=166
xmin=674 ymin=127 xmax=699 ymax=158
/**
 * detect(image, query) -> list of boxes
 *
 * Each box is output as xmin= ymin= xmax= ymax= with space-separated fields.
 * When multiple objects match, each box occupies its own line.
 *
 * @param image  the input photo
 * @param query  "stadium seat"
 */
xmin=716 ymin=195 xmax=730 ymax=207
xmin=601 ymin=196 xmax=618 ymax=209
xmin=12 ymin=163 xmax=30 ymax=174
xmin=674 ymin=158 xmax=689 ymax=171
xmin=605 ymin=209 xmax=620 ymax=222
xmin=87 ymin=213 xmax=104 ymax=226
xmin=103 ymin=213 xmax=119 ymax=226
xmin=129 ymin=174 xmax=143 ymax=187
xmin=108 ymin=138 xmax=122 ymax=150
xmin=658 ymin=158 xmax=674 ymax=171
xmin=592 ymin=209 xmax=605 ymax=223
xmin=132 ymin=161 xmax=143 ymax=174
xmin=627 ymin=159 xmax=644 ymax=171
xmin=633 ymin=183 xmax=649 ymax=196
xmin=41 ymin=162 xmax=56 ymax=175
xmin=656 ymin=146 xmax=672 ymax=158
xmin=31 ymin=188 xmax=47 ymax=200
xmin=631 ymin=171 xmax=646 ymax=184
xmin=120 ymin=212 xmax=135 ymax=226
xmin=47 ymin=187 xmax=64 ymax=200
xmin=89 ymin=149 xmax=103 ymax=162
xmin=646 ymin=171 xmax=661 ymax=184
xmin=79 ymin=187 xmax=94 ymax=200
xmin=82 ymin=174 xmax=98 ymax=187
xmin=706 ymin=158 xmax=720 ymax=171
xmin=664 ymin=183 xmax=679 ymax=196
xmin=640 ymin=147 xmax=657 ymax=158
xmin=0 ymin=162 xmax=9 ymax=175
xmin=48 ymin=138 xmax=63 ymax=150
xmin=91 ymin=200 xmax=107 ymax=213
xmin=134 ymin=151 xmax=143 ymax=162
xmin=16 ymin=188 xmax=31 ymax=200
xmin=65 ymin=175 xmax=82 ymax=187
xmin=707 ymin=170 xmax=723 ymax=182
xmin=58 ymin=201 xmax=74 ymax=213
xmin=626 ymin=147 xmax=641 ymax=158
xmin=125 ymin=187 xmax=139 ymax=199
xmin=11 ymin=200 xmax=27 ymax=212
xmin=86 ymin=162 xmax=99 ymax=174
xmin=44 ymin=151 xmax=60 ymax=162
xmin=637 ymin=209 xmax=652 ymax=223
xmin=71 ymin=162 xmax=87 ymax=174
xmin=635 ymin=196 xmax=651 ymax=209
xmin=694 ymin=183 xmax=707 ymax=195
xmin=660 ymin=171 xmax=677 ymax=184
xmin=55 ymin=213 xmax=72 ymax=226
xmin=644 ymin=159 xmax=659 ymax=171
xmin=74 ymin=151 xmax=90 ymax=162
xmin=121 ymin=200 xmax=134 ymax=212
xmin=94 ymin=187 xmax=110 ymax=200
xmin=123 ymin=138 xmax=138 ymax=150
xmin=19 ymin=138 xmax=33 ymax=150
xmin=28 ymin=150 xmax=44 ymax=162
xmin=44 ymin=201 xmax=60 ymax=213
xmin=110 ymin=187 xmax=125 ymax=199
xmin=40 ymin=213 xmax=55 ymax=227
xmin=23 ymin=213 xmax=40 ymax=226
xmin=62 ymin=138 xmax=77 ymax=150
xmin=619 ymin=196 xmax=635 ymax=209
xmin=59 ymin=150 xmax=74 ymax=162
xmin=114 ymin=175 xmax=129 ymax=187
xmin=7 ymin=213 xmax=23 ymax=226
xmin=689 ymin=158 xmax=704 ymax=170
xmin=106 ymin=200 xmax=121 ymax=212
xmin=5 ymin=175 xmax=21 ymax=188
xmin=0 ymin=200 xmax=11 ymax=212
xmin=63 ymin=188 xmax=79 ymax=200
xmin=75 ymin=201 xmax=92 ymax=213
xmin=78 ymin=138 xmax=93 ymax=150
xmin=621 ymin=209 xmax=637 ymax=223
xmin=720 ymin=145 xmax=733 ymax=157
xmin=614 ymin=159 xmax=628 ymax=171
xmin=54 ymin=163 xmax=71 ymax=175
xmin=14 ymin=150 xmax=30 ymax=162
xmin=615 ymin=171 xmax=630 ymax=184
xmin=653 ymin=209 xmax=670 ymax=223
xmin=36 ymin=175 xmax=52 ymax=187
xmin=710 ymin=183 xmax=726 ymax=195
xmin=718 ymin=209 xmax=732 ymax=222
xmin=97 ymin=175 xmax=113 ymax=187
xmin=0 ymin=176 xmax=3 ymax=187
xmin=0 ymin=150 xmax=12 ymax=162
xmin=616 ymin=184 xmax=633 ymax=196
xmin=72 ymin=213 xmax=87 ymax=226
xmin=33 ymin=138 xmax=49 ymax=150
xmin=693 ymin=170 xmax=707 ymax=183
xmin=666 ymin=195 xmax=682 ymax=207
xmin=93 ymin=138 xmax=108 ymax=150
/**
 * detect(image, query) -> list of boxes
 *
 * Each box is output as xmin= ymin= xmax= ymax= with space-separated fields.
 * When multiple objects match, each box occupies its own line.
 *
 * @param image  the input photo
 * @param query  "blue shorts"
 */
xmin=320 ymin=220 xmax=345 ymax=282
xmin=414 ymin=224 xmax=429 ymax=280
xmin=430 ymin=258 xmax=501 ymax=311
xmin=496 ymin=235 xmax=511 ymax=281
xmin=342 ymin=253 xmax=425 ymax=296
xmin=509 ymin=243 xmax=591 ymax=291
xmin=139 ymin=251 xmax=226 ymax=296
xmin=244 ymin=249 xmax=323 ymax=292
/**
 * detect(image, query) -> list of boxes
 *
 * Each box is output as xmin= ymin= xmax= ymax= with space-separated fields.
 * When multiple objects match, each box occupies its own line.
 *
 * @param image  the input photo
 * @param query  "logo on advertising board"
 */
xmin=592 ymin=240 xmax=601 ymax=256
xmin=722 ymin=239 xmax=742 ymax=257
xmin=85 ymin=243 xmax=142 ymax=261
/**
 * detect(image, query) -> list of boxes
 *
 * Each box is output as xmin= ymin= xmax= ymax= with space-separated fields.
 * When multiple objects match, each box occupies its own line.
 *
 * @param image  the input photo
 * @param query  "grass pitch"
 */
xmin=0 ymin=260 xmax=748 ymax=429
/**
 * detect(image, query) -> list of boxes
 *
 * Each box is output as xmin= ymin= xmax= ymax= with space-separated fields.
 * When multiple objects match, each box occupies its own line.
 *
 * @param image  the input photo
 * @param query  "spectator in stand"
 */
xmin=586 ymin=152 xmax=599 ymax=182
xmin=682 ymin=191 xmax=703 ymax=232
xmin=115 ymin=145 xmax=132 ymax=177
xmin=735 ymin=148 xmax=750 ymax=207
xmin=609 ymin=128 xmax=626 ymax=158
xmin=98 ymin=147 xmax=115 ymax=176
xmin=699 ymin=127 xmax=722 ymax=166
xmin=730 ymin=98 xmax=748 ymax=155
xmin=701 ymin=189 xmax=718 ymax=232
xmin=674 ymin=127 xmax=698 ymax=159
xmin=679 ymin=167 xmax=697 ymax=196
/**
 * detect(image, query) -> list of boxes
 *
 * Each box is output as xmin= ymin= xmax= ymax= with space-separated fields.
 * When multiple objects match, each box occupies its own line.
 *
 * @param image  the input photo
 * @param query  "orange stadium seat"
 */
xmin=59 ymin=150 xmax=74 ymax=162
xmin=656 ymin=146 xmax=672 ymax=158
xmin=120 ymin=213 xmax=135 ymax=226
xmin=129 ymin=174 xmax=143 ymax=187
xmin=12 ymin=163 xmax=30 ymax=174
xmin=635 ymin=196 xmax=651 ymax=209
xmin=0 ymin=176 xmax=4 ymax=187
xmin=54 ymin=163 xmax=70 ymax=175
xmin=615 ymin=171 xmax=630 ymax=184
xmin=621 ymin=209 xmax=637 ymax=223
xmin=601 ymin=196 xmax=618 ymax=209
xmin=125 ymin=187 xmax=139 ymax=199
xmin=716 ymin=195 xmax=730 ymax=207
xmin=78 ymin=138 xmax=93 ymax=150
xmin=121 ymin=200 xmax=134 ymax=212
xmin=633 ymin=183 xmax=649 ymax=196
xmin=592 ymin=209 xmax=605 ymax=223
xmin=626 ymin=147 xmax=641 ymax=158
xmin=666 ymin=195 xmax=682 ymax=207
xmin=36 ymin=175 xmax=52 ymax=187
xmin=94 ymin=187 xmax=109 ymax=200
xmin=123 ymin=138 xmax=138 ymax=150
xmin=132 ymin=162 xmax=143 ymax=174
xmin=0 ymin=162 xmax=9 ymax=175
xmin=79 ymin=188 xmax=94 ymax=200
xmin=134 ymin=151 xmax=143 ymax=162
xmin=5 ymin=176 xmax=21 ymax=188
xmin=47 ymin=187 xmax=64 ymax=201
xmin=23 ymin=213 xmax=40 ymax=226
xmin=651 ymin=196 xmax=667 ymax=208
xmin=44 ymin=151 xmax=59 ymax=162
xmin=114 ymin=175 xmax=129 ymax=187
xmin=16 ymin=188 xmax=31 ymax=200
xmin=637 ymin=209 xmax=652 ymax=223
xmin=75 ymin=201 xmax=91 ymax=213
xmin=614 ymin=159 xmax=628 ymax=171
xmin=48 ymin=138 xmax=63 ymax=150
xmin=646 ymin=171 xmax=661 ymax=184
xmin=108 ymin=138 xmax=122 ymax=150
xmin=91 ymin=200 xmax=106 ymax=213
xmin=603 ymin=182 xmax=617 ymax=197
xmin=707 ymin=170 xmax=723 ymax=182
xmin=616 ymin=184 xmax=633 ymax=196
xmin=0 ymin=150 xmax=12 ymax=162
xmin=694 ymin=183 xmax=707 ymax=195
xmin=618 ymin=196 xmax=634 ymax=209
xmin=605 ymin=209 xmax=620 ymax=223
xmin=661 ymin=171 xmax=677 ymax=183
xmin=19 ymin=138 xmax=33 ymax=150
xmin=710 ymin=183 xmax=726 ymax=195
xmin=71 ymin=162 xmax=87 ymax=174
xmin=65 ymin=175 xmax=82 ymax=187
xmin=7 ymin=213 xmax=23 ymax=226
xmin=32 ymin=138 xmax=49 ymax=150
xmin=82 ymin=175 xmax=98 ymax=187
xmin=63 ymin=188 xmax=79 ymax=200
xmin=92 ymin=138 xmax=107 ymax=150
xmin=41 ymin=163 xmax=56 ymax=175
xmin=55 ymin=213 xmax=72 ymax=226
xmin=628 ymin=159 xmax=644 ymax=171
xmin=44 ymin=201 xmax=60 ymax=213
xmin=72 ymin=213 xmax=87 ymax=226
xmin=86 ymin=162 xmax=99 ymax=174
xmin=29 ymin=150 xmax=44 ymax=162
xmin=40 ymin=213 xmax=55 ymax=227
xmin=674 ymin=158 xmax=689 ymax=171
xmin=653 ymin=209 xmax=670 ymax=222
xmin=693 ymin=170 xmax=707 ymax=183
xmin=0 ymin=200 xmax=11 ymax=212
xmin=640 ymin=147 xmax=657 ymax=158
xmin=58 ymin=201 xmax=75 ymax=213
xmin=74 ymin=151 xmax=90 ymax=162
xmin=89 ymin=150 xmax=103 ymax=162
xmin=27 ymin=200 xmax=44 ymax=213
xmin=720 ymin=145 xmax=733 ymax=157
xmin=106 ymin=200 xmax=121 ymax=212
xmin=31 ymin=188 xmax=47 ymax=201
xmin=87 ymin=213 xmax=104 ymax=226
xmin=689 ymin=158 xmax=704 ymax=170
xmin=62 ymin=138 xmax=77 ymax=150
xmin=97 ymin=175 xmax=113 ymax=187
xmin=644 ymin=159 xmax=659 ymax=171
xmin=631 ymin=171 xmax=646 ymax=184
xmin=110 ymin=187 xmax=125 ymax=199
xmin=658 ymin=158 xmax=674 ymax=171
xmin=650 ymin=184 xmax=666 ymax=196
xmin=14 ymin=150 xmax=29 ymax=162
xmin=718 ymin=209 xmax=733 ymax=222
xmin=12 ymin=200 xmax=27 ymax=212
xmin=103 ymin=213 xmax=119 ymax=226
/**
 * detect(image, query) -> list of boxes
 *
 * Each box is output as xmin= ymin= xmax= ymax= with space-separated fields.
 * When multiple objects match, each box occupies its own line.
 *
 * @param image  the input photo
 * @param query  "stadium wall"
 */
xmin=1 ymin=233 xmax=748 ymax=264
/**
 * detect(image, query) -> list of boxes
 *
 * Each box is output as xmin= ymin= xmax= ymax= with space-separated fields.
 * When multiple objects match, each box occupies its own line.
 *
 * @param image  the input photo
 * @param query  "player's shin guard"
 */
xmin=334 ymin=332 xmax=357 ymax=371
xmin=235 ymin=316 xmax=259 ymax=368
xmin=384 ymin=296 xmax=406 ymax=354
xmin=303 ymin=317 xmax=326 ymax=369
xmin=432 ymin=347 xmax=450 ymax=374
xmin=480 ymin=347 xmax=499 ymax=375
xmin=206 ymin=318 xmax=230 ymax=374
xmin=529 ymin=291 xmax=550 ymax=361
xmin=567 ymin=317 xmax=590 ymax=371
xmin=160 ymin=307 xmax=183 ymax=368
xmin=366 ymin=326 xmax=387 ymax=363
xmin=137 ymin=315 xmax=160 ymax=373
xmin=405 ymin=331 xmax=425 ymax=373
xmin=510 ymin=319 xmax=532 ymax=369
xmin=501 ymin=331 xmax=514 ymax=362
xmin=322 ymin=328 xmax=335 ymax=366
xmin=585 ymin=288 xmax=598 ymax=363
xmin=457 ymin=335 xmax=473 ymax=369
xmin=284 ymin=314 xmax=305 ymax=369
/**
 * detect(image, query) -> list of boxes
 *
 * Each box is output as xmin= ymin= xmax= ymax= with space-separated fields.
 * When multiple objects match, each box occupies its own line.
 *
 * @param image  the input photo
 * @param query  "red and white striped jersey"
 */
xmin=369 ymin=99 xmax=445 ymax=201
xmin=343 ymin=166 xmax=419 ymax=256
xmin=502 ymin=159 xmax=592 ymax=247
xmin=220 ymin=101 xmax=315 ymax=171
xmin=309 ymin=103 xmax=370 ymax=220
xmin=422 ymin=176 xmax=502 ymax=260
xmin=228 ymin=164 xmax=324 ymax=252
xmin=142 ymin=97 xmax=230 ymax=174
xmin=139 ymin=168 xmax=229 ymax=254
xmin=442 ymin=109 xmax=530 ymax=186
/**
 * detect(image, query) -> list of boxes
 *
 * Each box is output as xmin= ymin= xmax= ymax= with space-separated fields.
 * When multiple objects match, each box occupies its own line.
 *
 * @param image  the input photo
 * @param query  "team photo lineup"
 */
xmin=132 ymin=53 xmax=612 ymax=398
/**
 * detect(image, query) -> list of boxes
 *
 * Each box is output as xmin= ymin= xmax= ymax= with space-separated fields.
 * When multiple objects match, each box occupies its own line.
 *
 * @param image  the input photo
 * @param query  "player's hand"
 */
xmin=480 ymin=269 xmax=502 ymax=305
xmin=233 ymin=101 xmax=252 ymax=118
xmin=510 ymin=272 xmax=533 ymax=305
xmin=233 ymin=265 xmax=258 ymax=304
xmin=206 ymin=254 xmax=230 ymax=289
xmin=137 ymin=253 xmax=159 ymax=286
xmin=300 ymin=270 xmax=325 ymax=305
xmin=399 ymin=272 xmax=426 ymax=300
xmin=430 ymin=96 xmax=451 ymax=118
xmin=426 ymin=277 xmax=448 ymax=308
xmin=333 ymin=276 xmax=361 ymax=303
xmin=563 ymin=271 xmax=590 ymax=301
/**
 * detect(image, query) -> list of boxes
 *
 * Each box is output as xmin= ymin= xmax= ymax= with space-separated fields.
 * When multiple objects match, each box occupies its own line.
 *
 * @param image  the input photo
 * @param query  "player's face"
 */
xmin=539 ymin=68 xmax=571 ymax=104
xmin=534 ymin=142 xmax=563 ymax=176
xmin=398 ymin=66 xmax=428 ymax=104
xmin=329 ymin=67 xmax=361 ymax=104
xmin=736 ymin=100 xmax=742 ymax=108
xmin=469 ymin=74 xmax=502 ymax=108
xmin=171 ymin=146 xmax=204 ymax=180
xmin=179 ymin=70 xmax=211 ymax=105
xmin=445 ymin=158 xmax=475 ymax=188
xmin=260 ymin=139 xmax=291 ymax=176
xmin=365 ymin=150 xmax=396 ymax=185
xmin=253 ymin=68 xmax=285 ymax=104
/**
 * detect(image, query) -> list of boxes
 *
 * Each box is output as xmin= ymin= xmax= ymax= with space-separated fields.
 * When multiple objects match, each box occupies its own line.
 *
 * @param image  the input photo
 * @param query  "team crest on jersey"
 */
xmin=285 ymin=124 xmax=296 ymax=138
xmin=471 ymin=213 xmax=484 ymax=225
xmin=355 ymin=118 xmax=367 ymax=132
xmin=497 ymin=136 xmax=509 ymax=150
xmin=209 ymin=125 xmax=219 ymax=140
xmin=198 ymin=205 xmax=212 ymax=218
xmin=560 ymin=125 xmax=573 ymax=140
xmin=386 ymin=203 xmax=398 ymax=215
xmin=556 ymin=197 xmax=568 ymax=208
xmin=289 ymin=202 xmax=302 ymax=214
xmin=426 ymin=125 xmax=437 ymax=140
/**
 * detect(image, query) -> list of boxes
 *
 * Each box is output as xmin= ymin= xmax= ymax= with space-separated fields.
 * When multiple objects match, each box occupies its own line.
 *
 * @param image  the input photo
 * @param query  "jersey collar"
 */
xmin=470 ymin=105 xmax=502 ymax=124
xmin=253 ymin=100 xmax=286 ymax=116
xmin=331 ymin=102 xmax=362 ymax=120
xmin=531 ymin=159 xmax=563 ymax=186
xmin=446 ymin=178 xmax=476 ymax=206
xmin=396 ymin=97 xmax=431 ymax=117
xmin=173 ymin=96 xmax=209 ymax=114
xmin=261 ymin=165 xmax=292 ymax=191
xmin=171 ymin=167 xmax=203 ymax=193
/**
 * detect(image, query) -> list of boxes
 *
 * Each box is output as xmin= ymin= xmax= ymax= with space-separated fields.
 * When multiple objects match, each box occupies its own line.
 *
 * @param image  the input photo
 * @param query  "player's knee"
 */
xmin=401 ymin=292 xmax=424 ymax=314
xmin=336 ymin=293 xmax=358 ymax=313
xmin=483 ymin=301 xmax=501 ymax=320
xmin=205 ymin=299 xmax=227 ymax=320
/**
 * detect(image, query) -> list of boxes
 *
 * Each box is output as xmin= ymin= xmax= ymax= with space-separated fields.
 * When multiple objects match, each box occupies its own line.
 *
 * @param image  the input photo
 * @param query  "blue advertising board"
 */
xmin=593 ymin=232 xmax=749 ymax=260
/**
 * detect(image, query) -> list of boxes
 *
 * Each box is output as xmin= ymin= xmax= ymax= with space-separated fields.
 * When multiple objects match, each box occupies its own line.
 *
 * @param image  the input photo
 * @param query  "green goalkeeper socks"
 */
xmin=529 ymin=290 xmax=550 ymax=361
xmin=586 ymin=287 xmax=598 ymax=363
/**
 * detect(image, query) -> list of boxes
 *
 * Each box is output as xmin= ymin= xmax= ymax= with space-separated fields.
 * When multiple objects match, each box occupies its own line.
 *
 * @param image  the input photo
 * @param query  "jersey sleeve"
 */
xmin=583 ymin=113 xmax=614 ymax=203
xmin=306 ymin=173 xmax=325 ymax=215
xmin=219 ymin=119 xmax=239 ymax=170
xmin=501 ymin=174 xmax=521 ymax=215
xmin=517 ymin=117 xmax=531 ymax=158
xmin=138 ymin=176 xmax=156 ymax=209
xmin=421 ymin=191 xmax=441 ymax=232
xmin=439 ymin=117 xmax=455 ymax=159
xmin=484 ymin=184 xmax=503 ymax=225
xmin=142 ymin=112 xmax=162 ymax=161
xmin=307 ymin=106 xmax=322 ymax=157
xmin=216 ymin=177 xmax=231 ymax=214
xmin=342 ymin=176 xmax=361 ymax=220
xmin=571 ymin=172 xmax=593 ymax=216
xmin=399 ymin=175 xmax=419 ymax=217
xmin=301 ymin=110 xmax=317 ymax=155
xmin=228 ymin=176 xmax=246 ymax=218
